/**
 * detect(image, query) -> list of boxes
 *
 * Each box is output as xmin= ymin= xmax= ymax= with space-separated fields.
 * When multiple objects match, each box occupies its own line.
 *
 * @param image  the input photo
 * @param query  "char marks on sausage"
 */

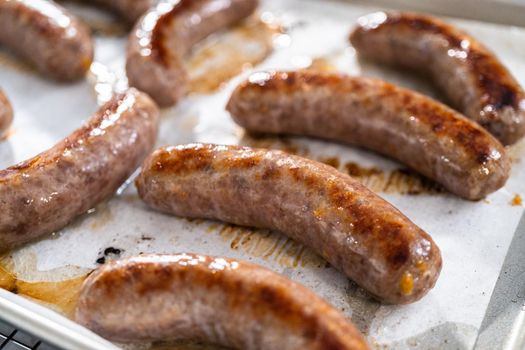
xmin=136 ymin=144 xmax=442 ymax=304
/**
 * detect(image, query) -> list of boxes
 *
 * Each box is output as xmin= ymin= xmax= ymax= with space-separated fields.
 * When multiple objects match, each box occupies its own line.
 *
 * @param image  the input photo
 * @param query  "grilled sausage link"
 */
xmin=349 ymin=11 xmax=525 ymax=145
xmin=126 ymin=0 xmax=258 ymax=107
xmin=227 ymin=71 xmax=510 ymax=200
xmin=0 ymin=89 xmax=13 ymax=138
xmin=136 ymin=144 xmax=442 ymax=304
xmin=0 ymin=0 xmax=93 ymax=81
xmin=0 ymin=89 xmax=159 ymax=252
xmin=75 ymin=253 xmax=370 ymax=350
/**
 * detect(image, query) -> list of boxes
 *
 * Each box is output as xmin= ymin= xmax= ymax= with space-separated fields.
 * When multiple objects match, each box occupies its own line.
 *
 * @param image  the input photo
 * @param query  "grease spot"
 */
xmin=186 ymin=17 xmax=279 ymax=94
xmin=89 ymin=202 xmax=114 ymax=230
xmin=510 ymin=194 xmax=522 ymax=206
xmin=0 ymin=255 xmax=88 ymax=318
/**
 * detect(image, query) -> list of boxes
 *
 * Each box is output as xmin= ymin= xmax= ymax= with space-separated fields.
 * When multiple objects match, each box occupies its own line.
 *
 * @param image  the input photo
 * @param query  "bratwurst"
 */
xmin=0 ymin=89 xmax=159 ymax=252
xmin=126 ymin=0 xmax=259 ymax=107
xmin=0 ymin=0 xmax=93 ymax=81
xmin=136 ymin=144 xmax=442 ymax=304
xmin=227 ymin=71 xmax=510 ymax=200
xmin=349 ymin=11 xmax=525 ymax=145
xmin=75 ymin=253 xmax=370 ymax=349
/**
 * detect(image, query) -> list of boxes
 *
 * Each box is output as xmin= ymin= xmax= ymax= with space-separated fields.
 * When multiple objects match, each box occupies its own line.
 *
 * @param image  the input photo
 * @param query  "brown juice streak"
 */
xmin=213 ymin=224 xmax=325 ymax=269
xmin=343 ymin=162 xmax=443 ymax=195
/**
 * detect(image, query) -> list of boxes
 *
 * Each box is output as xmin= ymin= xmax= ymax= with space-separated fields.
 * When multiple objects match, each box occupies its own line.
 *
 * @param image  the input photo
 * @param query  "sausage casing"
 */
xmin=75 ymin=253 xmax=370 ymax=350
xmin=126 ymin=0 xmax=258 ymax=107
xmin=349 ymin=11 xmax=525 ymax=145
xmin=227 ymin=71 xmax=510 ymax=200
xmin=0 ymin=89 xmax=159 ymax=251
xmin=0 ymin=0 xmax=93 ymax=81
xmin=136 ymin=144 xmax=442 ymax=304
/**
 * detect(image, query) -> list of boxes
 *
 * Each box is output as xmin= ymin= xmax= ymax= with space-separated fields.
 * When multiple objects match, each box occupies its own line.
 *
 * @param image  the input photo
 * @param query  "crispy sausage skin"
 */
xmin=226 ymin=71 xmax=510 ymax=200
xmin=349 ymin=11 xmax=525 ymax=145
xmin=75 ymin=253 xmax=370 ymax=350
xmin=0 ymin=0 xmax=93 ymax=81
xmin=82 ymin=0 xmax=154 ymax=23
xmin=136 ymin=144 xmax=442 ymax=304
xmin=126 ymin=0 xmax=258 ymax=107
xmin=0 ymin=90 xmax=13 ymax=138
xmin=0 ymin=89 xmax=159 ymax=252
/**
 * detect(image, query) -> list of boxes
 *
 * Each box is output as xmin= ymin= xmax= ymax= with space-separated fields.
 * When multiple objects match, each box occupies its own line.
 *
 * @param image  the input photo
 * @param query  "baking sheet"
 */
xmin=1 ymin=0 xmax=525 ymax=349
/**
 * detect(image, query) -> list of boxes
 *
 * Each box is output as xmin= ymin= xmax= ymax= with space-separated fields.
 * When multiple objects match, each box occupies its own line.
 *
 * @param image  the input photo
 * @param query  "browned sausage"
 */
xmin=126 ymin=0 xmax=258 ymax=107
xmin=81 ymin=0 xmax=154 ymax=23
xmin=226 ymin=71 xmax=510 ymax=200
xmin=349 ymin=11 xmax=525 ymax=145
xmin=75 ymin=253 xmax=370 ymax=350
xmin=0 ymin=0 xmax=94 ymax=81
xmin=135 ymin=144 xmax=442 ymax=304
xmin=0 ymin=89 xmax=13 ymax=138
xmin=0 ymin=89 xmax=159 ymax=252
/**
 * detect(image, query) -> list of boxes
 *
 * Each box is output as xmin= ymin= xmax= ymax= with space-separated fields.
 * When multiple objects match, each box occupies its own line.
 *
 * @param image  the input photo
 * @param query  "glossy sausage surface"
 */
xmin=350 ymin=11 xmax=525 ymax=145
xmin=0 ymin=0 xmax=93 ymax=81
xmin=126 ymin=0 xmax=258 ymax=107
xmin=76 ymin=253 xmax=370 ymax=350
xmin=227 ymin=71 xmax=510 ymax=200
xmin=136 ymin=144 xmax=442 ymax=304
xmin=0 ymin=89 xmax=159 ymax=252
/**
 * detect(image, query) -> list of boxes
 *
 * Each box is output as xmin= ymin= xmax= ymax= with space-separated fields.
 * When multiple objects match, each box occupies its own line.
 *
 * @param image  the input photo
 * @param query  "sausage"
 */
xmin=0 ymin=89 xmax=159 ymax=252
xmin=349 ymin=11 xmax=525 ymax=145
xmin=135 ymin=144 xmax=442 ymax=304
xmin=226 ymin=71 xmax=510 ymax=200
xmin=75 ymin=253 xmax=370 ymax=349
xmin=0 ymin=89 xmax=13 ymax=138
xmin=0 ymin=0 xmax=93 ymax=81
xmin=126 ymin=0 xmax=259 ymax=107
xmin=81 ymin=0 xmax=154 ymax=23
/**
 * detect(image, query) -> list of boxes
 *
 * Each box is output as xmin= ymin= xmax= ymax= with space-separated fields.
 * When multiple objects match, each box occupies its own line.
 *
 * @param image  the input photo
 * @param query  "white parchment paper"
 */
xmin=1 ymin=0 xmax=524 ymax=349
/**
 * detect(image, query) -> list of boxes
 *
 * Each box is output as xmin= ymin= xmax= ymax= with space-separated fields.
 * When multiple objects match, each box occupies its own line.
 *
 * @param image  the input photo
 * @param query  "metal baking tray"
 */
xmin=0 ymin=0 xmax=524 ymax=349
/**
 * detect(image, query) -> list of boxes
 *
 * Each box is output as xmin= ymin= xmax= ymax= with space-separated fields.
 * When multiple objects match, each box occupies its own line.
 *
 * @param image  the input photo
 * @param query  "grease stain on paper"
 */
xmin=186 ymin=17 xmax=279 ymax=94
xmin=0 ymin=255 xmax=88 ymax=318
xmin=207 ymin=224 xmax=325 ymax=269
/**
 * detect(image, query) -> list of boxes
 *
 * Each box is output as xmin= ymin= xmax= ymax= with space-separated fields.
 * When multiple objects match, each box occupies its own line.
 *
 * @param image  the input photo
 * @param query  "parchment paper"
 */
xmin=1 ymin=0 xmax=524 ymax=349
